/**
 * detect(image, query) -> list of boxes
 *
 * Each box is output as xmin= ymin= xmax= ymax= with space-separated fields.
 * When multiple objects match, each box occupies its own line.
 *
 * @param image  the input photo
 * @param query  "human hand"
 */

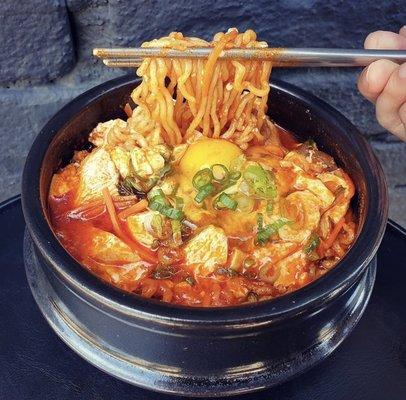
xmin=357 ymin=27 xmax=406 ymax=140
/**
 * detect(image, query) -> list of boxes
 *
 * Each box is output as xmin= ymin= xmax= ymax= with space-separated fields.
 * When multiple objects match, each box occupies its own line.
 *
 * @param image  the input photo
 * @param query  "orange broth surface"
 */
xmin=48 ymin=126 xmax=357 ymax=307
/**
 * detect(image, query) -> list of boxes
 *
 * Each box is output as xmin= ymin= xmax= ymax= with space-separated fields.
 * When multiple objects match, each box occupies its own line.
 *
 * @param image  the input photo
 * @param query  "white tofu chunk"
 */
xmin=130 ymin=147 xmax=166 ymax=179
xmin=110 ymin=147 xmax=131 ymax=178
xmin=294 ymin=174 xmax=334 ymax=209
xmin=89 ymin=119 xmax=128 ymax=147
xmin=127 ymin=211 xmax=164 ymax=247
xmin=184 ymin=225 xmax=228 ymax=275
xmin=86 ymin=227 xmax=140 ymax=264
xmin=75 ymin=148 xmax=119 ymax=205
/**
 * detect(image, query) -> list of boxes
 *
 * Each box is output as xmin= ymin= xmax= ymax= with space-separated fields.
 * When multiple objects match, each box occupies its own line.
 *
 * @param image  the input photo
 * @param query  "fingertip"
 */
xmin=364 ymin=30 xmax=406 ymax=50
xmin=357 ymin=66 xmax=371 ymax=100
xmin=364 ymin=31 xmax=384 ymax=49
xmin=400 ymin=26 xmax=406 ymax=37
xmin=358 ymin=60 xmax=398 ymax=101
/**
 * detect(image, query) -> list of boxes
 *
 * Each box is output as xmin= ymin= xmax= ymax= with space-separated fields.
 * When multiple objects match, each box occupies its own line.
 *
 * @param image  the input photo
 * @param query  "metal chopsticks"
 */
xmin=93 ymin=47 xmax=406 ymax=68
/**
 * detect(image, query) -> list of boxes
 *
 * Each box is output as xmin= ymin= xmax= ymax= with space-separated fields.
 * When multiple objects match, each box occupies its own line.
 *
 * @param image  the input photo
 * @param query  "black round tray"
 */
xmin=1 ymin=195 xmax=405 ymax=400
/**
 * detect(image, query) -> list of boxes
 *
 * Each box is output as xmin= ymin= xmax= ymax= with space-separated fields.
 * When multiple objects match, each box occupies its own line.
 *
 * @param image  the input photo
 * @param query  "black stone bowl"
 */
xmin=21 ymin=75 xmax=388 ymax=397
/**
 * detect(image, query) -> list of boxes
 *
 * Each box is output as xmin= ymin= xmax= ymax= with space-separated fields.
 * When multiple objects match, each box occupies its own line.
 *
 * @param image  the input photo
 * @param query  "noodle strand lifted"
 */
xmin=129 ymin=28 xmax=272 ymax=149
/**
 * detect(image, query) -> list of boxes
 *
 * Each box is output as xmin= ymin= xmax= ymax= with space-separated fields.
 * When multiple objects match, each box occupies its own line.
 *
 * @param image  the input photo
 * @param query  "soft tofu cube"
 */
xmin=144 ymin=148 xmax=165 ymax=171
xmin=294 ymin=174 xmax=334 ymax=209
xmin=75 ymin=148 xmax=119 ymax=205
xmin=130 ymin=146 xmax=167 ymax=180
xmin=86 ymin=227 xmax=139 ymax=264
xmin=127 ymin=211 xmax=164 ymax=247
xmin=110 ymin=147 xmax=131 ymax=178
xmin=184 ymin=225 xmax=228 ymax=275
xmin=89 ymin=119 xmax=128 ymax=147
xmin=130 ymin=147 xmax=153 ymax=178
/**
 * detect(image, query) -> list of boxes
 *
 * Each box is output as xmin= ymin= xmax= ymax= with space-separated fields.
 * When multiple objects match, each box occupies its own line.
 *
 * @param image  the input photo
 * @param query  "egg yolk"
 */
xmin=178 ymin=138 xmax=242 ymax=180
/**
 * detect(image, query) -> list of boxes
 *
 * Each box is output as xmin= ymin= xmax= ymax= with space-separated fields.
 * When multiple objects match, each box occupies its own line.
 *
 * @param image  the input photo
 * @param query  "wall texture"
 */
xmin=0 ymin=0 xmax=405 ymax=224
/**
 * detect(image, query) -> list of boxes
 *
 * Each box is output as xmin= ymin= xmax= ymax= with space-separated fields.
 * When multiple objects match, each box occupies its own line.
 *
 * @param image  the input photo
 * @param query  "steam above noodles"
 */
xmin=129 ymin=28 xmax=272 ymax=148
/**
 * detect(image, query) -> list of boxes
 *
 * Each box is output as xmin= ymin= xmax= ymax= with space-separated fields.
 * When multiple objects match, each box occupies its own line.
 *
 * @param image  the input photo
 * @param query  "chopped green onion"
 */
xmin=213 ymin=192 xmax=238 ymax=210
xmin=229 ymin=171 xmax=242 ymax=180
xmin=256 ymin=217 xmax=290 ymax=245
xmin=257 ymin=213 xmax=264 ymax=231
xmin=195 ymin=183 xmax=215 ymax=203
xmin=219 ymin=179 xmax=237 ymax=191
xmin=149 ymin=193 xmax=184 ymax=220
xmin=304 ymin=234 xmax=320 ymax=255
xmin=149 ymin=195 xmax=169 ymax=213
xmin=211 ymin=164 xmax=229 ymax=182
xmin=162 ymin=207 xmax=184 ymax=220
xmin=147 ymin=187 xmax=166 ymax=200
xmin=192 ymin=168 xmax=213 ymax=189
xmin=243 ymin=163 xmax=277 ymax=199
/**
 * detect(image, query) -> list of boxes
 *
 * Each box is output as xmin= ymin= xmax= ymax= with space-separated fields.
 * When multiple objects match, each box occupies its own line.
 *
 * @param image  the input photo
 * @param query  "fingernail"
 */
xmin=399 ymin=63 xmax=406 ymax=79
xmin=364 ymin=64 xmax=372 ymax=86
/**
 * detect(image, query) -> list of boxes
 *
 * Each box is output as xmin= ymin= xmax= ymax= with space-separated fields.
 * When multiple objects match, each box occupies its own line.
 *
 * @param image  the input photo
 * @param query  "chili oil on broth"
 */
xmin=47 ymin=28 xmax=357 ymax=307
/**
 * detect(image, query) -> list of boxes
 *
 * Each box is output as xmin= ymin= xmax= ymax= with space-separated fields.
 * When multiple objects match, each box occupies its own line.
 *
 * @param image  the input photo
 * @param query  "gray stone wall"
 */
xmin=0 ymin=0 xmax=404 ymax=224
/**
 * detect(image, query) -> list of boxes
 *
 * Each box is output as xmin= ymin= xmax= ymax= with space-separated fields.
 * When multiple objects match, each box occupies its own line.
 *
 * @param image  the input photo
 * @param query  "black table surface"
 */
xmin=1 ymin=195 xmax=405 ymax=400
